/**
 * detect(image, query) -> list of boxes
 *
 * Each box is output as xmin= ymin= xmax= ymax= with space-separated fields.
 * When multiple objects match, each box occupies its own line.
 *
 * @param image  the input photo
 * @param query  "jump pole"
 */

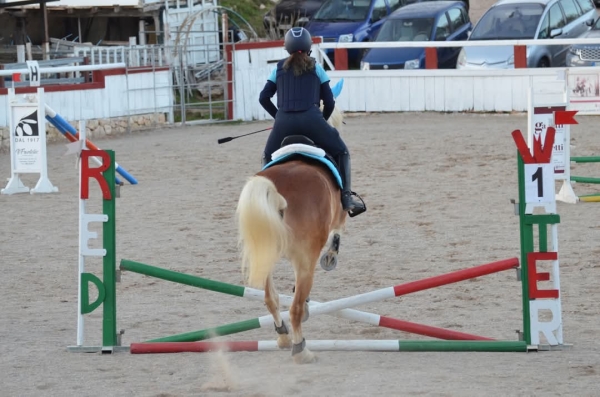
xmin=45 ymin=104 xmax=138 ymax=185
xmin=45 ymin=114 xmax=123 ymax=185
xmin=569 ymin=157 xmax=600 ymax=185
xmin=571 ymin=156 xmax=600 ymax=201
xmin=120 ymin=259 xmax=494 ymax=341
xmin=132 ymin=258 xmax=519 ymax=343
xmin=131 ymin=339 xmax=528 ymax=354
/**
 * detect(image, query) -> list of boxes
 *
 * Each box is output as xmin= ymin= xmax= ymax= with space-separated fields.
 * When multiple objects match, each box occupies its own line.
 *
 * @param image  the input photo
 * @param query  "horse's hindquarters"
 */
xmin=237 ymin=92 xmax=347 ymax=363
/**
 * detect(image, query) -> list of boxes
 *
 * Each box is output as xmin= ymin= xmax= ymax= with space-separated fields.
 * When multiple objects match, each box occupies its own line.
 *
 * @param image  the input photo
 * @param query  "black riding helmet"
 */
xmin=284 ymin=27 xmax=312 ymax=54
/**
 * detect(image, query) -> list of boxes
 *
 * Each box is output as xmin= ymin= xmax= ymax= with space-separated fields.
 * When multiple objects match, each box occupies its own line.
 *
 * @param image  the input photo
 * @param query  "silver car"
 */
xmin=457 ymin=0 xmax=597 ymax=69
xmin=566 ymin=16 xmax=600 ymax=66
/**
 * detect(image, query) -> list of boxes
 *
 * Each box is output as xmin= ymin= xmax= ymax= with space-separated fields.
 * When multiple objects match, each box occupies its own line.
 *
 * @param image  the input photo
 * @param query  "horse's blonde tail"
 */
xmin=236 ymin=176 xmax=288 ymax=289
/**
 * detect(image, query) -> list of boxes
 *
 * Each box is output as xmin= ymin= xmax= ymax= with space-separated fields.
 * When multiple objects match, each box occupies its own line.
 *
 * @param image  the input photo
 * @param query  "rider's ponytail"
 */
xmin=283 ymin=52 xmax=316 ymax=76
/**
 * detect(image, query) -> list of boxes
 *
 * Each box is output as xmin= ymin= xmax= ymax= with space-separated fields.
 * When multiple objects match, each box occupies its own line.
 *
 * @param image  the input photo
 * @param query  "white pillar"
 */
xmin=138 ymin=20 xmax=147 ymax=46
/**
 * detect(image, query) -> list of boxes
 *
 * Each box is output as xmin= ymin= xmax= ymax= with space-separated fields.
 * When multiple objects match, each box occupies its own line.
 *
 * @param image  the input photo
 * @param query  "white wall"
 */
xmin=0 ymin=69 xmax=172 ymax=126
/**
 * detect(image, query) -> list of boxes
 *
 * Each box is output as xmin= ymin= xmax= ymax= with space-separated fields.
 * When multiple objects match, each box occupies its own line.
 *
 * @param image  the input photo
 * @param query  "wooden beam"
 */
xmin=41 ymin=0 xmax=50 ymax=60
xmin=13 ymin=17 xmax=26 ymax=45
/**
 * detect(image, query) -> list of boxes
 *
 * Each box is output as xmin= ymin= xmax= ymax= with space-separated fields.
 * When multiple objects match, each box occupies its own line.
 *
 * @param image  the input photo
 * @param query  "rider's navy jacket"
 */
xmin=259 ymin=60 xmax=335 ymax=120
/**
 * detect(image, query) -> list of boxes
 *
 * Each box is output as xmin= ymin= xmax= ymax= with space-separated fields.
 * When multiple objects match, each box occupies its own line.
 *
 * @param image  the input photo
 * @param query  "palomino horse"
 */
xmin=236 ymin=105 xmax=348 ymax=364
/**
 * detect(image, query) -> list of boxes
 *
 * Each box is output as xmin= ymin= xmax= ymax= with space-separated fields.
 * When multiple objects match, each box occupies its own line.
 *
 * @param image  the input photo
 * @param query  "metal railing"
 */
xmin=74 ymin=45 xmax=169 ymax=67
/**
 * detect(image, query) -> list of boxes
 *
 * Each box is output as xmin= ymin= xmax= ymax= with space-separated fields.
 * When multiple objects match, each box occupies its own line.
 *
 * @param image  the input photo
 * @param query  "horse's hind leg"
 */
xmin=264 ymin=275 xmax=292 ymax=349
xmin=320 ymin=232 xmax=341 ymax=271
xmin=290 ymin=256 xmax=318 ymax=364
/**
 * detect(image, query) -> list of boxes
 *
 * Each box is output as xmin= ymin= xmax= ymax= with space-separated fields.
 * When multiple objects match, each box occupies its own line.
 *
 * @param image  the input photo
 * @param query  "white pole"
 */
xmin=77 ymin=120 xmax=87 ymax=346
xmin=564 ymin=69 xmax=572 ymax=188
xmin=17 ymin=45 xmax=26 ymax=63
xmin=0 ymin=63 xmax=126 ymax=78
xmin=527 ymin=75 xmax=533 ymax=153
xmin=551 ymin=223 xmax=563 ymax=344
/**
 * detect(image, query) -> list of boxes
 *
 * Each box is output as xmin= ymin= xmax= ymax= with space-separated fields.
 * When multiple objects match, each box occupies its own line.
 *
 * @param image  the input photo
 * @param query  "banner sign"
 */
xmin=11 ymin=104 xmax=43 ymax=173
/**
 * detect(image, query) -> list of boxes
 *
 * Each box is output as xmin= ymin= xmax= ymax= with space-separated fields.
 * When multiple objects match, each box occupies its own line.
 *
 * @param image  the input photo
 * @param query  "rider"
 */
xmin=258 ymin=27 xmax=365 ymax=215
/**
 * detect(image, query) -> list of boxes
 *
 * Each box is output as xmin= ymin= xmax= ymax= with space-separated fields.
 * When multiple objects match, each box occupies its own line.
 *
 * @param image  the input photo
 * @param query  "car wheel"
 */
xmin=537 ymin=58 xmax=550 ymax=68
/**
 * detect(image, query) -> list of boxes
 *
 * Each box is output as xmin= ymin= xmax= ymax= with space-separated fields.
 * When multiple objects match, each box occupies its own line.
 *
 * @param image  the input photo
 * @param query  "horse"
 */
xmin=236 ymin=104 xmax=351 ymax=364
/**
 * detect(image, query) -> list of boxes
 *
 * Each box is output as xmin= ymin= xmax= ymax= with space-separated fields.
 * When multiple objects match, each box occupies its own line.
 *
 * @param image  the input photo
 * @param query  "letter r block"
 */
xmin=80 ymin=150 xmax=111 ymax=200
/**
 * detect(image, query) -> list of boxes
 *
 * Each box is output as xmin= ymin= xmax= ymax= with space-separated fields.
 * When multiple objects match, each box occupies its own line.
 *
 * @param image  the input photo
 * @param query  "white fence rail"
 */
xmin=318 ymin=38 xmax=600 ymax=50
xmin=74 ymin=45 xmax=168 ymax=67
xmin=231 ymin=39 xmax=600 ymax=121
xmin=0 ymin=63 xmax=126 ymax=78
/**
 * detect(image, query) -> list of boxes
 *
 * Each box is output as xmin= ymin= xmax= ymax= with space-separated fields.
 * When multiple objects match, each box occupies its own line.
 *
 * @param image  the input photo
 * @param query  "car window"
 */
xmin=376 ymin=17 xmax=435 ymax=40
xmin=538 ymin=3 xmax=566 ymax=38
xmin=574 ymin=0 xmax=594 ymax=13
xmin=448 ymin=7 xmax=466 ymax=32
xmin=372 ymin=0 xmax=388 ymax=22
xmin=549 ymin=3 xmax=567 ymax=29
xmin=470 ymin=3 xmax=544 ymax=40
xmin=313 ymin=0 xmax=371 ymax=21
xmin=559 ymin=0 xmax=581 ymax=23
xmin=461 ymin=6 xmax=471 ymax=24
xmin=435 ymin=13 xmax=451 ymax=40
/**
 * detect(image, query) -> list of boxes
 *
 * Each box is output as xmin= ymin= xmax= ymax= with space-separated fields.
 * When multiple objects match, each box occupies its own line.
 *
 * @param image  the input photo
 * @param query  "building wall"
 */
xmin=0 ymin=67 xmax=172 ymax=151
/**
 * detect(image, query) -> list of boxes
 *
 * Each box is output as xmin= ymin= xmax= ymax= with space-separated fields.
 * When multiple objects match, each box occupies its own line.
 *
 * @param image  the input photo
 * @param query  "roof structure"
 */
xmin=0 ymin=0 xmax=60 ymax=8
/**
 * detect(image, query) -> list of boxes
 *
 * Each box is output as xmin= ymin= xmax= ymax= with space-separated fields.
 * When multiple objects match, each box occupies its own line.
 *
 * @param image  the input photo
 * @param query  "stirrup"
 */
xmin=343 ymin=191 xmax=366 ymax=217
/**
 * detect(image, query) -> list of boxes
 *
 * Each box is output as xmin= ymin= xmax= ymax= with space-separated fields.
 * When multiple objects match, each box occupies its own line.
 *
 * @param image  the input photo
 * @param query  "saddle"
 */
xmin=262 ymin=135 xmax=343 ymax=189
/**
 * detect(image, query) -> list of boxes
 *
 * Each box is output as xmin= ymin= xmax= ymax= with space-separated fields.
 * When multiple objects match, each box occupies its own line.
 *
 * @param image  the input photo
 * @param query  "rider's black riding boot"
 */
xmin=261 ymin=152 xmax=269 ymax=168
xmin=337 ymin=152 xmax=366 ymax=216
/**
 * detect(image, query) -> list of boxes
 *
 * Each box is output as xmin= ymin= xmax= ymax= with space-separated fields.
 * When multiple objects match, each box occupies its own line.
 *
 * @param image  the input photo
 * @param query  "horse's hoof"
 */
xmin=293 ymin=348 xmax=317 ymax=364
xmin=320 ymin=253 xmax=337 ymax=271
xmin=277 ymin=334 xmax=292 ymax=349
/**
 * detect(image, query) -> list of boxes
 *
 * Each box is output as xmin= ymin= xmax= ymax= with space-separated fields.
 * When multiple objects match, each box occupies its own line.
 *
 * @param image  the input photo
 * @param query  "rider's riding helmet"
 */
xmin=284 ymin=27 xmax=312 ymax=54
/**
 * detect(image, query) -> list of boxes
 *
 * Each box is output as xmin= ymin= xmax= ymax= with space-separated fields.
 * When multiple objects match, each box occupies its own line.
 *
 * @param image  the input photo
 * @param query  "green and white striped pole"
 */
xmin=130 ymin=339 xmax=529 ymax=354
xmin=120 ymin=258 xmax=518 ymax=343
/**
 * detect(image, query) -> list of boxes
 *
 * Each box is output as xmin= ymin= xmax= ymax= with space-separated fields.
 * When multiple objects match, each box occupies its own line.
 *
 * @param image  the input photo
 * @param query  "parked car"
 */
xmin=403 ymin=0 xmax=469 ymax=12
xmin=566 ymin=16 xmax=600 ymax=66
xmin=263 ymin=0 xmax=326 ymax=34
xmin=361 ymin=1 xmax=472 ymax=70
xmin=457 ymin=0 xmax=597 ymax=69
xmin=304 ymin=0 xmax=406 ymax=67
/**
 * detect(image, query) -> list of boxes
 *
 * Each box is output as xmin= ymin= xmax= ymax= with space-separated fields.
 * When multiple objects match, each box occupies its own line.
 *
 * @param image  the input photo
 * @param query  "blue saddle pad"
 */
xmin=262 ymin=152 xmax=343 ymax=189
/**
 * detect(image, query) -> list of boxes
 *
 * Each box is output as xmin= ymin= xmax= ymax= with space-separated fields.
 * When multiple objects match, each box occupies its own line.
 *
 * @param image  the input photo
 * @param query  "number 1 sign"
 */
xmin=512 ymin=127 xmax=557 ymax=213
xmin=524 ymin=163 xmax=555 ymax=207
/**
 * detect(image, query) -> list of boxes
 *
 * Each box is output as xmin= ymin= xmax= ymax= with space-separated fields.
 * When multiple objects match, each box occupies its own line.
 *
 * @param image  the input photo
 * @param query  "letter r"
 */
xmin=81 ymin=150 xmax=111 ymax=200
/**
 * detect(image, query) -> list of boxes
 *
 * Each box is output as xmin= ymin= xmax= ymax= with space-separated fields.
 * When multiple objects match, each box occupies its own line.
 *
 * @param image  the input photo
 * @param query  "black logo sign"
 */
xmin=15 ymin=110 xmax=39 ymax=137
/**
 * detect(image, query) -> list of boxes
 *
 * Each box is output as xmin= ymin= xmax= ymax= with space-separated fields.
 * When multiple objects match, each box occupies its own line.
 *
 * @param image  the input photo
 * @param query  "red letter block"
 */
xmin=80 ymin=150 xmax=111 ymax=200
xmin=527 ymin=252 xmax=559 ymax=299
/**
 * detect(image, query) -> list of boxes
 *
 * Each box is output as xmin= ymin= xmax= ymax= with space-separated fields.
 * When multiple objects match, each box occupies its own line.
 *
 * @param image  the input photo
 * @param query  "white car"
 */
xmin=457 ymin=0 xmax=597 ymax=69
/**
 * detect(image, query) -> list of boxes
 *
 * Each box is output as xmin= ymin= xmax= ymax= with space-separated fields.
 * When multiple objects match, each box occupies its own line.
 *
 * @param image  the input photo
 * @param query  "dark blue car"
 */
xmin=361 ymin=1 xmax=472 ymax=70
xmin=304 ymin=0 xmax=406 ymax=67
